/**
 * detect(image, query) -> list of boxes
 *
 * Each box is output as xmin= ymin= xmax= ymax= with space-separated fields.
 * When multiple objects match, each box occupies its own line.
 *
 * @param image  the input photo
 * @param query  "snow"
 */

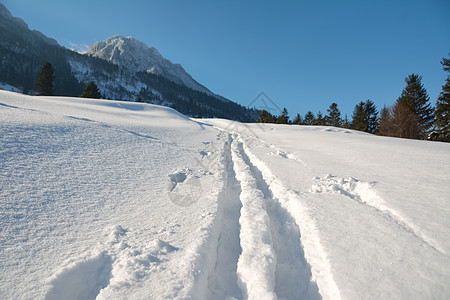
xmin=0 ymin=82 xmax=22 ymax=93
xmin=1 ymin=90 xmax=449 ymax=299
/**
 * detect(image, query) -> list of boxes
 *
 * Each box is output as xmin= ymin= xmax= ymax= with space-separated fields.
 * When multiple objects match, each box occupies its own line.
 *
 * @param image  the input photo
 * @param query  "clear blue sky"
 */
xmin=3 ymin=0 xmax=450 ymax=117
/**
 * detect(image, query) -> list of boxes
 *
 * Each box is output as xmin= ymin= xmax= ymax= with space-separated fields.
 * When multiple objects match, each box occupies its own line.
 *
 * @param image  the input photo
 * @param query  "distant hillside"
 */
xmin=0 ymin=3 xmax=257 ymax=121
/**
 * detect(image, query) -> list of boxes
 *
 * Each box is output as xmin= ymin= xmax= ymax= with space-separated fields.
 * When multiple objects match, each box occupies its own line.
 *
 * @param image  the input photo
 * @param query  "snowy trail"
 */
xmin=202 ymin=135 xmax=322 ymax=300
xmin=231 ymin=137 xmax=277 ymax=300
xmin=203 ymin=135 xmax=320 ymax=300
xmin=238 ymin=140 xmax=342 ymax=300
xmin=206 ymin=136 xmax=243 ymax=300
xmin=235 ymin=140 xmax=321 ymax=300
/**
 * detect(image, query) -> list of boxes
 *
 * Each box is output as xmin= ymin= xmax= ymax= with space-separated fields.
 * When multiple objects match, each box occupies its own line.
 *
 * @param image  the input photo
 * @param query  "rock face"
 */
xmin=87 ymin=35 xmax=211 ymax=94
xmin=0 ymin=3 xmax=59 ymax=47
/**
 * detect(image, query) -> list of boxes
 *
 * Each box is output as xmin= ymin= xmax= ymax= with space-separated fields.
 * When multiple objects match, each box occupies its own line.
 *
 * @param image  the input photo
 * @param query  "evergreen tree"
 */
xmin=325 ymin=102 xmax=341 ymax=127
xmin=35 ymin=62 xmax=55 ymax=96
xmin=396 ymin=74 xmax=434 ymax=137
xmin=304 ymin=111 xmax=315 ymax=125
xmin=313 ymin=111 xmax=325 ymax=125
xmin=365 ymin=99 xmax=379 ymax=133
xmin=341 ymin=114 xmax=351 ymax=129
xmin=258 ymin=109 xmax=275 ymax=123
xmin=433 ymin=55 xmax=450 ymax=141
xmin=276 ymin=107 xmax=289 ymax=124
xmin=293 ymin=113 xmax=302 ymax=125
xmin=351 ymin=101 xmax=366 ymax=131
xmin=81 ymin=81 xmax=102 ymax=99
xmin=352 ymin=99 xmax=378 ymax=133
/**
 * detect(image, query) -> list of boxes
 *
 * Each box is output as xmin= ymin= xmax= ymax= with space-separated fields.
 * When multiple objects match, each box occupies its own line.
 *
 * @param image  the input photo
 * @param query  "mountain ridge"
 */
xmin=0 ymin=3 xmax=257 ymax=121
xmin=87 ymin=35 xmax=213 ymax=96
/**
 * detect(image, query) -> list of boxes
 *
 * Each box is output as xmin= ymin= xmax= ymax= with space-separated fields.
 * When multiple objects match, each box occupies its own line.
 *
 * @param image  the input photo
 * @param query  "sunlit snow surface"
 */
xmin=1 ymin=90 xmax=449 ymax=299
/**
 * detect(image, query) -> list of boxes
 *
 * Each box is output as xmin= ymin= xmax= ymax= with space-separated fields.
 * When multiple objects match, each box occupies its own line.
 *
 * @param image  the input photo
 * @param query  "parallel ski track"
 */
xmin=205 ymin=134 xmax=321 ymax=299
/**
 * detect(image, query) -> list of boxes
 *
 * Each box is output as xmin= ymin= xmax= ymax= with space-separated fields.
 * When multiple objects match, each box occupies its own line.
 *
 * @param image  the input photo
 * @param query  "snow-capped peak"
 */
xmin=87 ymin=35 xmax=211 ymax=94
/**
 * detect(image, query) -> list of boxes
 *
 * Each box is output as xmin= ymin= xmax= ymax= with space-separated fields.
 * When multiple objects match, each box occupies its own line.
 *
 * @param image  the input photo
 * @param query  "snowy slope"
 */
xmin=1 ymin=90 xmax=449 ymax=299
xmin=205 ymin=119 xmax=450 ymax=299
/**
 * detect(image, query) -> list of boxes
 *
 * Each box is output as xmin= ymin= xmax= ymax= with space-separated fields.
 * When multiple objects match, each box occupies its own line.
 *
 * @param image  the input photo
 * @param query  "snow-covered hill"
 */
xmin=1 ymin=90 xmax=449 ymax=299
xmin=87 ymin=35 xmax=212 ymax=95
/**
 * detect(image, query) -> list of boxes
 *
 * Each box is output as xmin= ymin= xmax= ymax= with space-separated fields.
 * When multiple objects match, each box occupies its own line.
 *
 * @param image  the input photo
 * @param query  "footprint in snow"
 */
xmin=167 ymin=169 xmax=203 ymax=207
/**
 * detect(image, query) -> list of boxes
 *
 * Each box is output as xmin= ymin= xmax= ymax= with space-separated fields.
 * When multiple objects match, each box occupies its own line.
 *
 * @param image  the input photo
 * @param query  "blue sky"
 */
xmin=3 ymin=0 xmax=450 ymax=117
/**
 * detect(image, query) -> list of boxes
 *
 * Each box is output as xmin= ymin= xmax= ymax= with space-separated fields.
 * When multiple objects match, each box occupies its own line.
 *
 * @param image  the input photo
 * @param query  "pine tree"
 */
xmin=325 ymin=102 xmax=341 ymax=127
xmin=293 ymin=113 xmax=302 ymax=125
xmin=396 ymin=74 xmax=434 ymax=137
xmin=313 ymin=111 xmax=325 ymax=125
xmin=35 ymin=62 xmax=55 ymax=96
xmin=81 ymin=81 xmax=102 ymax=99
xmin=433 ymin=55 xmax=450 ymax=141
xmin=304 ymin=111 xmax=315 ymax=125
xmin=276 ymin=107 xmax=289 ymax=124
xmin=351 ymin=101 xmax=366 ymax=131
xmin=258 ymin=109 xmax=276 ymax=123
xmin=365 ymin=99 xmax=378 ymax=133
xmin=341 ymin=114 xmax=351 ymax=129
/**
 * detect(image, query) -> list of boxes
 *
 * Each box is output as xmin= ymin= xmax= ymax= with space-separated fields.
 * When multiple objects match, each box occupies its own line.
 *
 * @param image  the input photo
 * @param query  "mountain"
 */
xmin=87 ymin=35 xmax=212 ymax=95
xmin=0 ymin=3 xmax=58 ymax=47
xmin=0 ymin=3 xmax=257 ymax=121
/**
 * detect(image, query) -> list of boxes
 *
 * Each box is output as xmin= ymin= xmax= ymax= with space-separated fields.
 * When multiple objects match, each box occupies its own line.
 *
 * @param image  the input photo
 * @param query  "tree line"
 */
xmin=34 ymin=62 xmax=102 ymax=99
xmin=257 ymin=55 xmax=450 ymax=142
xmin=32 ymin=61 xmax=259 ymax=121
xmin=32 ymin=54 xmax=449 ymax=142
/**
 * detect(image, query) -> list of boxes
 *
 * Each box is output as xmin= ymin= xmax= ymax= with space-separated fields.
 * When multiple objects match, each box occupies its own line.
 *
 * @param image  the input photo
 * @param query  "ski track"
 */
xmin=311 ymin=175 xmax=446 ymax=255
xmin=206 ymin=135 xmax=243 ymax=300
xmin=204 ymin=134 xmax=321 ymax=300
xmin=236 ymin=141 xmax=320 ymax=300
xmin=239 ymin=141 xmax=341 ymax=300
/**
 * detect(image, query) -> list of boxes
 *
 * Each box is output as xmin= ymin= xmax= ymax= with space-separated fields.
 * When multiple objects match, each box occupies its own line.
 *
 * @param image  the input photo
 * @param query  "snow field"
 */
xmin=206 ymin=120 xmax=450 ymax=299
xmin=2 ymin=91 xmax=449 ymax=299
xmin=0 ymin=91 xmax=226 ymax=299
xmin=310 ymin=174 xmax=446 ymax=255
